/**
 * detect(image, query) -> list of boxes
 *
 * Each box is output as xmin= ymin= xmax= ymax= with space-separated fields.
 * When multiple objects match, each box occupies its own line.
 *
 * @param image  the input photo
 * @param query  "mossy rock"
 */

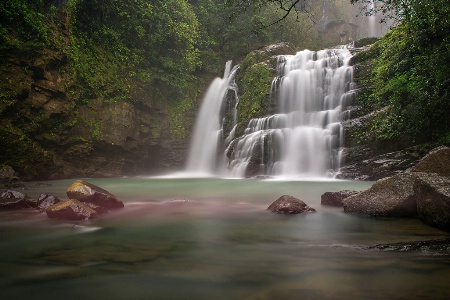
xmin=236 ymin=64 xmax=275 ymax=137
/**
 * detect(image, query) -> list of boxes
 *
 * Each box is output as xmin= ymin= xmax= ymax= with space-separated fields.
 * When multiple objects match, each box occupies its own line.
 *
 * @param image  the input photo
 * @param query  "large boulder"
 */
xmin=321 ymin=190 xmax=359 ymax=207
xmin=46 ymin=199 xmax=99 ymax=220
xmin=267 ymin=195 xmax=316 ymax=215
xmin=411 ymin=146 xmax=450 ymax=177
xmin=0 ymin=190 xmax=36 ymax=209
xmin=414 ymin=173 xmax=450 ymax=231
xmin=343 ymin=173 xmax=418 ymax=217
xmin=67 ymin=180 xmax=124 ymax=210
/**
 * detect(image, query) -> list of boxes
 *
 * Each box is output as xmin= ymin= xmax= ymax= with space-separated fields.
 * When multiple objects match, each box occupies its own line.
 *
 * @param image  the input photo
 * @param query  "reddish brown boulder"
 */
xmin=267 ymin=195 xmax=316 ymax=215
xmin=46 ymin=199 xmax=99 ymax=220
xmin=67 ymin=180 xmax=124 ymax=210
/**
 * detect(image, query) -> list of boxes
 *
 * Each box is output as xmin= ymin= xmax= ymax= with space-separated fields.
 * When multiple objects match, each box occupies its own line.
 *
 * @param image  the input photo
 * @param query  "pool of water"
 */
xmin=1 ymin=177 xmax=449 ymax=299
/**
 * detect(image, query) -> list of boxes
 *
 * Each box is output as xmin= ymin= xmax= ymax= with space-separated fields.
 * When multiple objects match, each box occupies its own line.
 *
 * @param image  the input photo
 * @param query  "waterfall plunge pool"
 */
xmin=1 ymin=177 xmax=449 ymax=299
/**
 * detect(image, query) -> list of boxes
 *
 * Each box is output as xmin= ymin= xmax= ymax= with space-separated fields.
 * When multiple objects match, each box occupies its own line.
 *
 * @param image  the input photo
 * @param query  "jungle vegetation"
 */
xmin=351 ymin=0 xmax=450 ymax=144
xmin=1 ymin=0 xmax=449 ymax=145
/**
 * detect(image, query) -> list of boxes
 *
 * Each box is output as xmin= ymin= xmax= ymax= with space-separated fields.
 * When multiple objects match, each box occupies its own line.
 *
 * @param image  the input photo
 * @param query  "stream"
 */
xmin=1 ymin=177 xmax=449 ymax=299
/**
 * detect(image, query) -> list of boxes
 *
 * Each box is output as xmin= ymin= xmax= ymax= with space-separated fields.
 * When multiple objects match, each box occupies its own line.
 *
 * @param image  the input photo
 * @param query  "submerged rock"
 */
xmin=0 ymin=189 xmax=36 ymax=209
xmin=267 ymin=195 xmax=316 ymax=215
xmin=46 ymin=199 xmax=99 ymax=220
xmin=343 ymin=173 xmax=418 ymax=217
xmin=67 ymin=180 xmax=124 ymax=210
xmin=366 ymin=238 xmax=450 ymax=254
xmin=414 ymin=174 xmax=450 ymax=231
xmin=321 ymin=190 xmax=359 ymax=207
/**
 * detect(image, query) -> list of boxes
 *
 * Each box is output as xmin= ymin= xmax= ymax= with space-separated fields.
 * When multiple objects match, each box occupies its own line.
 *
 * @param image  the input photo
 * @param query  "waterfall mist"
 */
xmin=185 ymin=61 xmax=239 ymax=177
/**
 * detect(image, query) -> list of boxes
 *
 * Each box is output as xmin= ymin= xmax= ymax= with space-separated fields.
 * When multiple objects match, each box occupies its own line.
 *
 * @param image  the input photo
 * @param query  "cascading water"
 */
xmin=185 ymin=61 xmax=239 ymax=176
xmin=364 ymin=0 xmax=392 ymax=38
xmin=368 ymin=0 xmax=377 ymax=37
xmin=227 ymin=48 xmax=355 ymax=178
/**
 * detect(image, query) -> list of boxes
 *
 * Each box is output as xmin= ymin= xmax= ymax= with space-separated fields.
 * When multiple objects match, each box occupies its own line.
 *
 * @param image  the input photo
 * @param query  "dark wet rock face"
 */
xmin=414 ymin=174 xmax=450 ymax=231
xmin=268 ymin=195 xmax=316 ymax=215
xmin=1 ymin=51 xmax=193 ymax=181
xmin=0 ymin=189 xmax=36 ymax=209
xmin=0 ymin=165 xmax=24 ymax=188
xmin=321 ymin=190 xmax=359 ymax=207
xmin=46 ymin=199 xmax=99 ymax=220
xmin=343 ymin=173 xmax=418 ymax=217
xmin=66 ymin=180 xmax=124 ymax=210
xmin=337 ymin=144 xmax=433 ymax=181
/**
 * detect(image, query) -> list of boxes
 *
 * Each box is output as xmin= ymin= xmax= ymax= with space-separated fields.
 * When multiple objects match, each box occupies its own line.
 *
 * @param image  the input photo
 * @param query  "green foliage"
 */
xmin=169 ymin=96 xmax=196 ymax=141
xmin=68 ymin=0 xmax=201 ymax=103
xmin=0 ymin=0 xmax=50 ymax=53
xmin=356 ymin=7 xmax=450 ymax=144
xmin=236 ymin=63 xmax=273 ymax=135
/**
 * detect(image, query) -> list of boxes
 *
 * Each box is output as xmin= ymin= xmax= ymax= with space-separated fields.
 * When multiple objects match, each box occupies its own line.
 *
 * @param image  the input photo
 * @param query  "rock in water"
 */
xmin=343 ymin=173 xmax=418 ymax=217
xmin=366 ymin=238 xmax=450 ymax=254
xmin=67 ymin=180 xmax=124 ymax=210
xmin=46 ymin=199 xmax=98 ymax=220
xmin=267 ymin=195 xmax=316 ymax=215
xmin=37 ymin=193 xmax=62 ymax=212
xmin=0 ymin=189 xmax=36 ymax=209
xmin=414 ymin=174 xmax=450 ymax=231
xmin=321 ymin=190 xmax=359 ymax=207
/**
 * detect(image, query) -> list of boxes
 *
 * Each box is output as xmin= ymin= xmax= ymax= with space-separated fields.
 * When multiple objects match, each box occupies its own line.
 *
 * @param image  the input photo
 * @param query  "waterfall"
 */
xmin=364 ymin=0 xmax=392 ymax=38
xmin=227 ymin=48 xmax=355 ymax=178
xmin=185 ymin=61 xmax=239 ymax=176
xmin=368 ymin=0 xmax=377 ymax=37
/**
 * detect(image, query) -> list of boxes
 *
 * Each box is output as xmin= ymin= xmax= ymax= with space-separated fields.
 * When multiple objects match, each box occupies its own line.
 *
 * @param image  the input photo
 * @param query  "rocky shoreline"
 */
xmin=321 ymin=146 xmax=450 ymax=230
xmin=321 ymin=146 xmax=450 ymax=252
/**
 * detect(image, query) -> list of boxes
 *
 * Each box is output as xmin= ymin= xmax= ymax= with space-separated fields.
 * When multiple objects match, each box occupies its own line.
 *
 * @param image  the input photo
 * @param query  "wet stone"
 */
xmin=267 ymin=195 xmax=316 ymax=215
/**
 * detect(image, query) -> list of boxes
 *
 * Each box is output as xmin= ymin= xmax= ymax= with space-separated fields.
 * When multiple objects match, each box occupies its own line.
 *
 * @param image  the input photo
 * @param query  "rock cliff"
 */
xmin=0 ymin=46 xmax=197 ymax=180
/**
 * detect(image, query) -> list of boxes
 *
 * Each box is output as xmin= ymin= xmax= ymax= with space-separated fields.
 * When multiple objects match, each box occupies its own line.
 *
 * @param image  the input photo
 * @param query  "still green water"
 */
xmin=1 ymin=177 xmax=449 ymax=299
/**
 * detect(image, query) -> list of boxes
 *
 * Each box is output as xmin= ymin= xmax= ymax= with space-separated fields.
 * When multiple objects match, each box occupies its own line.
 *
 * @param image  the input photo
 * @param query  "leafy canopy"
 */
xmin=354 ymin=0 xmax=450 ymax=143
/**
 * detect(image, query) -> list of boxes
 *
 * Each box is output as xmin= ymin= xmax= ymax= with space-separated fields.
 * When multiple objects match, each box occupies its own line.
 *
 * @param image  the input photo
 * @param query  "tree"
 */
xmin=350 ymin=0 xmax=415 ymax=23
xmin=225 ymin=0 xmax=320 ymax=26
xmin=70 ymin=0 xmax=201 ymax=100
xmin=0 ymin=0 xmax=49 ymax=53
xmin=354 ymin=0 xmax=450 ymax=144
